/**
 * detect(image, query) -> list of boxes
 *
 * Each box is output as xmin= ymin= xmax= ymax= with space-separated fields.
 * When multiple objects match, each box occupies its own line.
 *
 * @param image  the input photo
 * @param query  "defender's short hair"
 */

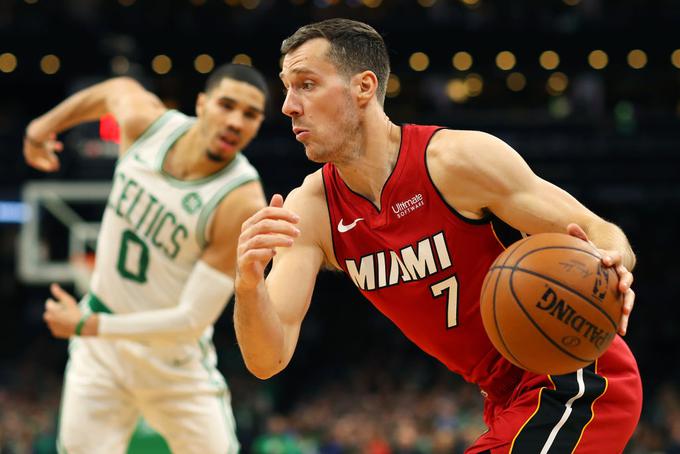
xmin=204 ymin=63 xmax=269 ymax=101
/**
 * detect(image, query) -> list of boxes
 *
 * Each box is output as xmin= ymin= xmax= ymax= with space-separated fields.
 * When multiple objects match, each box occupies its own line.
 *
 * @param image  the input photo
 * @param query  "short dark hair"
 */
xmin=281 ymin=18 xmax=390 ymax=105
xmin=204 ymin=63 xmax=269 ymax=100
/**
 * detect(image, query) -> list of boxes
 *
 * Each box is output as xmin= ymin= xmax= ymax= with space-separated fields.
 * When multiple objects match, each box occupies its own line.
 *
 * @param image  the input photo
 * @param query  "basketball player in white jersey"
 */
xmin=23 ymin=64 xmax=268 ymax=454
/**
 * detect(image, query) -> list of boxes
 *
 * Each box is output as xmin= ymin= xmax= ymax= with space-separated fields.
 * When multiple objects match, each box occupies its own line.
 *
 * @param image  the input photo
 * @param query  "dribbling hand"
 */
xmin=236 ymin=194 xmax=301 ymax=290
xmin=23 ymin=132 xmax=64 ymax=173
xmin=567 ymin=223 xmax=635 ymax=336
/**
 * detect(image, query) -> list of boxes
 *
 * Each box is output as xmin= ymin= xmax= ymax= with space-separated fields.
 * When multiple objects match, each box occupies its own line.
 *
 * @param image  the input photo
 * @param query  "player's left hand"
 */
xmin=567 ymin=223 xmax=635 ymax=336
xmin=43 ymin=283 xmax=82 ymax=338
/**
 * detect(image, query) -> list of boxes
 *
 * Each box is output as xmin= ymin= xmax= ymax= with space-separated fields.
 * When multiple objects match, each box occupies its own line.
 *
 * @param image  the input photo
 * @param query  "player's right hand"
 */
xmin=567 ymin=223 xmax=635 ymax=336
xmin=236 ymin=194 xmax=300 ymax=290
xmin=23 ymin=131 xmax=64 ymax=173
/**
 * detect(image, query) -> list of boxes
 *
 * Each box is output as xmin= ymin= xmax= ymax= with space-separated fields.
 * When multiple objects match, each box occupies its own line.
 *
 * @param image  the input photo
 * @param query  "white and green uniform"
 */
xmin=59 ymin=110 xmax=258 ymax=454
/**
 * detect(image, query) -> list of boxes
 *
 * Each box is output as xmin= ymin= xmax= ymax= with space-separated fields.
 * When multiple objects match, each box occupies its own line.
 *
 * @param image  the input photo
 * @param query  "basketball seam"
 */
xmin=490 ymin=238 xmax=533 ymax=370
xmin=506 ymin=263 xmax=594 ymax=364
xmin=489 ymin=265 xmax=617 ymax=330
xmin=492 ymin=267 xmax=531 ymax=370
xmin=513 ymin=245 xmax=614 ymax=325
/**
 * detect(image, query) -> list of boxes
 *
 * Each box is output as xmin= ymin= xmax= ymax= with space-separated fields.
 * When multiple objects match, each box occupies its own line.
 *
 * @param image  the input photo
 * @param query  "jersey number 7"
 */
xmin=430 ymin=275 xmax=459 ymax=329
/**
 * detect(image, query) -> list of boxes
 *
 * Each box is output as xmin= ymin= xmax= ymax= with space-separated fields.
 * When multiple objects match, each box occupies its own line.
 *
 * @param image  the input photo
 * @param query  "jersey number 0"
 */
xmin=116 ymin=230 xmax=149 ymax=283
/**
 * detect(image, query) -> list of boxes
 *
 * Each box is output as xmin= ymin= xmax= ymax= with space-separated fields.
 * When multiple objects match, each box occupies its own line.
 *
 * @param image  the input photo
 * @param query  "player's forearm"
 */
xmin=234 ymin=281 xmax=290 ymax=379
xmin=26 ymin=77 xmax=136 ymax=140
xmin=96 ymin=305 xmax=220 ymax=342
xmin=585 ymin=220 xmax=636 ymax=270
xmin=90 ymin=260 xmax=233 ymax=342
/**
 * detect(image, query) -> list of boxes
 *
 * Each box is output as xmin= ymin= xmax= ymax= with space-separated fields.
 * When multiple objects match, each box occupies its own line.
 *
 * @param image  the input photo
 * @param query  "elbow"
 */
xmin=250 ymin=369 xmax=278 ymax=381
xmin=246 ymin=364 xmax=281 ymax=381
xmin=626 ymin=248 xmax=637 ymax=271
xmin=106 ymin=77 xmax=145 ymax=96
xmin=109 ymin=76 xmax=140 ymax=88
xmin=243 ymin=357 xmax=286 ymax=380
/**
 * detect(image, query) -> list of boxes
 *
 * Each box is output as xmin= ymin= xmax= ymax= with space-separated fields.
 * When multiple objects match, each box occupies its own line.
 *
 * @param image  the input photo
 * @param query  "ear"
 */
xmin=353 ymin=71 xmax=378 ymax=107
xmin=196 ymin=92 xmax=207 ymax=117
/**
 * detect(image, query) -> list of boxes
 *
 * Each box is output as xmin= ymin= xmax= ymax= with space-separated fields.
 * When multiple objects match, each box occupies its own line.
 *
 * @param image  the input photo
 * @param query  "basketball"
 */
xmin=480 ymin=233 xmax=622 ymax=375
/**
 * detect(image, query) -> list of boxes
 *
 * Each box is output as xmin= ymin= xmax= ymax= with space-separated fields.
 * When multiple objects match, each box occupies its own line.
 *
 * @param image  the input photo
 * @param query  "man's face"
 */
xmin=280 ymin=38 xmax=360 ymax=163
xmin=196 ymin=78 xmax=265 ymax=162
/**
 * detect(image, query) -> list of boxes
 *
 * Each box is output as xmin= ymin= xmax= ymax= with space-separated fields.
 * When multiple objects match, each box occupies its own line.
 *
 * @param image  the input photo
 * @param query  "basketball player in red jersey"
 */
xmin=235 ymin=19 xmax=642 ymax=453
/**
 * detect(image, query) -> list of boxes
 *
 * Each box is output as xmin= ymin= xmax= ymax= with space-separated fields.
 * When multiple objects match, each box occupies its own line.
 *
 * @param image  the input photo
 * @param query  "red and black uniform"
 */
xmin=322 ymin=124 xmax=642 ymax=453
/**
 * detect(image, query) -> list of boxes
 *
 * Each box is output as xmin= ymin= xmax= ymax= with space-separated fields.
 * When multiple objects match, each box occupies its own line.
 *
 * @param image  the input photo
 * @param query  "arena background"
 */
xmin=1 ymin=1 xmax=679 ymax=452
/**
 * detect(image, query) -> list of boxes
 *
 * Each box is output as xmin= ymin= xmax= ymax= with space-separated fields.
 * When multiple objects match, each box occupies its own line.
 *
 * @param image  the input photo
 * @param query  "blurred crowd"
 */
xmin=2 ymin=352 xmax=680 ymax=454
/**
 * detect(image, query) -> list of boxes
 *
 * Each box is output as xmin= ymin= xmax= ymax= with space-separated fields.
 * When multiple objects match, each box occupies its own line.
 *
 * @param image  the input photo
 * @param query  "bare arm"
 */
xmin=234 ymin=174 xmax=328 ymax=379
xmin=428 ymin=130 xmax=636 ymax=332
xmin=24 ymin=77 xmax=166 ymax=172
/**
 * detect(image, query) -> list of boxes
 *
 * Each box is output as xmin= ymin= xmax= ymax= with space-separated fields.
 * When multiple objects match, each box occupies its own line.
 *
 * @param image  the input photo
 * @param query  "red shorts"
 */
xmin=467 ymin=337 xmax=642 ymax=454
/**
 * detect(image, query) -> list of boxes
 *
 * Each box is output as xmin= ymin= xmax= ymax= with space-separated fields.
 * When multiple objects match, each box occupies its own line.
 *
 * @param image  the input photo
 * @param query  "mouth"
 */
xmin=292 ymin=127 xmax=310 ymax=141
xmin=217 ymin=132 xmax=239 ymax=151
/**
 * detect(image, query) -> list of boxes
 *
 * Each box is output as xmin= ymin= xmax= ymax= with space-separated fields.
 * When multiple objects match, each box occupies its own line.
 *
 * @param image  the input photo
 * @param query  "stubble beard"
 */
xmin=309 ymin=97 xmax=362 ymax=165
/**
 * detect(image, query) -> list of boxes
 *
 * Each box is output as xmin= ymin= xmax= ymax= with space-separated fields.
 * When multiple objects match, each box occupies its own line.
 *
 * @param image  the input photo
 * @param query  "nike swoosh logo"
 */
xmin=337 ymin=217 xmax=364 ymax=233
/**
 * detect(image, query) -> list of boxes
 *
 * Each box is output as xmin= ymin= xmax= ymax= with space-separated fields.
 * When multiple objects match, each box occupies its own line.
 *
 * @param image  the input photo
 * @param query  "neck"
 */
xmin=335 ymin=111 xmax=401 ymax=209
xmin=165 ymin=126 xmax=234 ymax=181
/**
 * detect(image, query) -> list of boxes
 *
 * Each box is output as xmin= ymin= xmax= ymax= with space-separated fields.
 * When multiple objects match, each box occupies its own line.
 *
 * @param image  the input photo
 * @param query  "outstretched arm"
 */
xmin=44 ymin=182 xmax=267 ymax=342
xmin=428 ymin=130 xmax=636 ymax=334
xmin=24 ymin=77 xmax=165 ymax=172
xmin=234 ymin=178 xmax=328 ymax=379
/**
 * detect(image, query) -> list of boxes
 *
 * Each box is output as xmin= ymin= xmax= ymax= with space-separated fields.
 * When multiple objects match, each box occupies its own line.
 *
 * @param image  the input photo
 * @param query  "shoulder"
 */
xmin=284 ymin=170 xmax=327 ymax=213
xmin=213 ymin=180 xmax=267 ymax=229
xmin=426 ymin=130 xmax=524 ymax=216
xmin=428 ymin=129 xmax=525 ymax=190
xmin=120 ymin=108 xmax=168 ymax=145
xmin=201 ymin=180 xmax=265 ymax=275
xmin=111 ymin=78 xmax=167 ymax=149
xmin=427 ymin=129 xmax=511 ymax=172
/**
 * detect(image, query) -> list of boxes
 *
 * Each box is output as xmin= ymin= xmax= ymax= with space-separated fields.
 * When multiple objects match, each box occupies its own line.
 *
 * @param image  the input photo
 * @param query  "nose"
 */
xmin=225 ymin=111 xmax=244 ymax=131
xmin=281 ymin=90 xmax=302 ymax=118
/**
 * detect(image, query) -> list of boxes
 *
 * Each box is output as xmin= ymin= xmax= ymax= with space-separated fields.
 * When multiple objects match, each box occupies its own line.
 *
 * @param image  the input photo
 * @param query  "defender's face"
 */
xmin=280 ymin=38 xmax=359 ymax=163
xmin=196 ymin=78 xmax=265 ymax=162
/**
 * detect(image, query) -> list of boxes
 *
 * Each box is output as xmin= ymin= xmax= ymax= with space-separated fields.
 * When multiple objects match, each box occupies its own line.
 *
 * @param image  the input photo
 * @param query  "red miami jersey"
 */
xmin=323 ymin=125 xmax=643 ymax=453
xmin=322 ymin=124 xmax=525 ymax=396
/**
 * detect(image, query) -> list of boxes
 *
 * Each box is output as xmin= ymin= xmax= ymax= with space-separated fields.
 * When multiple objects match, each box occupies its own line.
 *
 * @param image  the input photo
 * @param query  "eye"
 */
xmin=301 ymin=81 xmax=314 ymax=90
xmin=220 ymin=101 xmax=235 ymax=111
xmin=244 ymin=111 xmax=259 ymax=120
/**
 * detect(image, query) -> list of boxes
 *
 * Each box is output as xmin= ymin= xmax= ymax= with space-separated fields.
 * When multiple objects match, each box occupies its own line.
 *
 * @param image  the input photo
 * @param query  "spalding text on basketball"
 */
xmin=536 ymin=287 xmax=614 ymax=350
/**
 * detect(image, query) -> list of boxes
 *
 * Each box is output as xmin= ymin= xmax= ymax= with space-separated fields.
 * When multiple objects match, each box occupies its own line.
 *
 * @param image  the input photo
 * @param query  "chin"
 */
xmin=206 ymin=150 xmax=231 ymax=163
xmin=304 ymin=146 xmax=329 ymax=164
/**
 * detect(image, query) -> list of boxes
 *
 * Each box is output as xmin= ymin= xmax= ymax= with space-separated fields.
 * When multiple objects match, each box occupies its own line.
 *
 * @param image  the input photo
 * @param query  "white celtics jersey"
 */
xmin=89 ymin=110 xmax=258 ymax=316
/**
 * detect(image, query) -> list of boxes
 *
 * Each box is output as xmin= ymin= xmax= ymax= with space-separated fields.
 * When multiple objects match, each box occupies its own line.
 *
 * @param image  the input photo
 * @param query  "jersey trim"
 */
xmin=196 ymin=170 xmax=260 ymax=248
xmin=86 ymin=292 xmax=114 ymax=314
xmin=489 ymin=213 xmax=526 ymax=249
xmin=332 ymin=125 xmax=406 ymax=213
xmin=117 ymin=109 xmax=175 ymax=167
xmin=321 ymin=169 xmax=341 ymax=270
xmin=509 ymin=363 xmax=607 ymax=453
xmin=571 ymin=359 xmax=608 ymax=453
xmin=156 ymin=119 xmax=248 ymax=188
xmin=423 ymin=128 xmax=490 ymax=225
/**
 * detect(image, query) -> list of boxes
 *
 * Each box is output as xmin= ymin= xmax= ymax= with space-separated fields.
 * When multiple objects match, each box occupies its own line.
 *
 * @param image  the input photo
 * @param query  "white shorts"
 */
xmin=57 ymin=335 xmax=239 ymax=454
